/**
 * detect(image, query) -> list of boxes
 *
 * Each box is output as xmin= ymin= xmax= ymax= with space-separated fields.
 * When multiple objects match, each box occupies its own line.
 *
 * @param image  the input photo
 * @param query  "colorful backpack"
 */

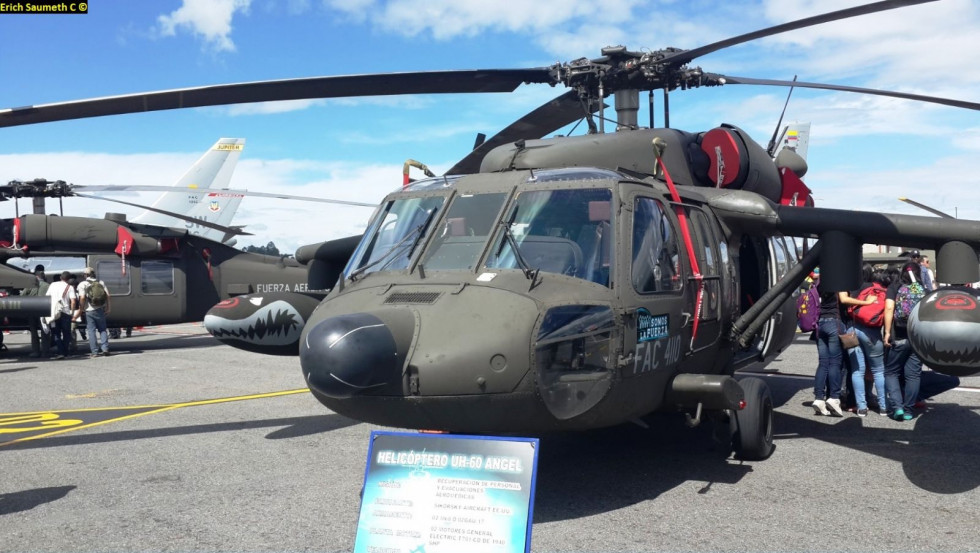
xmin=849 ymin=283 xmax=887 ymax=327
xmin=895 ymin=281 xmax=925 ymax=323
xmin=797 ymin=279 xmax=820 ymax=332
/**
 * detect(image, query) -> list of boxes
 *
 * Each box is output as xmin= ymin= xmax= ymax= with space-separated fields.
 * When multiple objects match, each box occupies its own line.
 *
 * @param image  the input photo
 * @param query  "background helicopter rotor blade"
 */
xmin=73 ymin=184 xmax=377 ymax=207
xmin=657 ymin=0 xmax=937 ymax=67
xmin=447 ymin=90 xmax=594 ymax=175
xmin=899 ymin=197 xmax=956 ymax=218
xmin=71 ymin=191 xmax=254 ymax=236
xmin=0 ymin=69 xmax=554 ymax=128
xmin=712 ymin=74 xmax=980 ymax=111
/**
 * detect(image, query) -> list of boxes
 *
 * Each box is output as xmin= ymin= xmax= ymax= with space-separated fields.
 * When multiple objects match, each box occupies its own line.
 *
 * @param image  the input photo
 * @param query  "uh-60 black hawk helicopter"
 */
xmin=6 ymin=0 xmax=980 ymax=460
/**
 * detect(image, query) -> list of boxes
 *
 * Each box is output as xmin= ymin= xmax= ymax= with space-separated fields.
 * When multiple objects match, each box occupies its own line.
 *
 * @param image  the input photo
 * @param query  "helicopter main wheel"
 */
xmin=731 ymin=377 xmax=775 ymax=461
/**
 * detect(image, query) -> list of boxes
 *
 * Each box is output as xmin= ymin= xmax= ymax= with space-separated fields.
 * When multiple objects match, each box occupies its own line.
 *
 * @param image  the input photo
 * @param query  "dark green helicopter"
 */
xmin=6 ymin=0 xmax=980 ymax=460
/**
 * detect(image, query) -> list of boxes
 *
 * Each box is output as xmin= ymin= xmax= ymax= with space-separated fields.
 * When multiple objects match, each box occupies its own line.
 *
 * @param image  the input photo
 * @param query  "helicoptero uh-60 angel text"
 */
xmin=5 ymin=0 xmax=980 ymax=460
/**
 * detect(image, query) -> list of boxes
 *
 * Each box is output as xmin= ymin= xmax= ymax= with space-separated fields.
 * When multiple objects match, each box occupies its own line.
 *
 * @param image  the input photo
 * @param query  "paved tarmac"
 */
xmin=2 ymin=326 xmax=979 ymax=552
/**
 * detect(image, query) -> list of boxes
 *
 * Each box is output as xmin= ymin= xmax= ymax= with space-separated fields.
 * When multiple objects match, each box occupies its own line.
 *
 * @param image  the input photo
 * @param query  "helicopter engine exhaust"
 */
xmin=203 ymin=291 xmax=323 ymax=355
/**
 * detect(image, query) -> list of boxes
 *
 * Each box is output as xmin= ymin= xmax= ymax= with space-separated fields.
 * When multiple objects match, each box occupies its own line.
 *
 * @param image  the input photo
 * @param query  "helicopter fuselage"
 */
xmin=293 ymin=167 xmax=797 ymax=433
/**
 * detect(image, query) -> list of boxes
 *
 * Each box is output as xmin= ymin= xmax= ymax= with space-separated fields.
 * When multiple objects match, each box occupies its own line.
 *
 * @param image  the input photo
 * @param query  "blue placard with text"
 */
xmin=355 ymin=431 xmax=540 ymax=553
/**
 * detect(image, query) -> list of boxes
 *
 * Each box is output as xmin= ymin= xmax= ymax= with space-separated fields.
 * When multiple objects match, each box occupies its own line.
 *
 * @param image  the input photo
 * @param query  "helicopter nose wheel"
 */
xmin=730 ymin=377 xmax=775 ymax=461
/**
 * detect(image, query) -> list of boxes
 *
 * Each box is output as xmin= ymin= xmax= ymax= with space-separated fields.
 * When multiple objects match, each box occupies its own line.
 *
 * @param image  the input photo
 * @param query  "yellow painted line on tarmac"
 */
xmin=0 ymin=388 xmax=309 ymax=447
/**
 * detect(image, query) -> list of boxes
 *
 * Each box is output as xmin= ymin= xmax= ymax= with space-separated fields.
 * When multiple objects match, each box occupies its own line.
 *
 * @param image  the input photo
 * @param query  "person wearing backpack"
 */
xmin=839 ymin=266 xmax=889 ymax=417
xmin=883 ymin=262 xmax=926 ymax=421
xmin=75 ymin=266 xmax=111 ymax=358
xmin=45 ymin=270 xmax=78 ymax=360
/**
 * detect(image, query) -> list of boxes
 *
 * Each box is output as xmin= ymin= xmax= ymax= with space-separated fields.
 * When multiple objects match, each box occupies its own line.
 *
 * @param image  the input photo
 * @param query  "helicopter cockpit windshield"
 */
xmin=421 ymin=192 xmax=509 ymax=271
xmin=344 ymin=195 xmax=445 ymax=279
xmin=487 ymin=188 xmax=614 ymax=287
xmin=345 ymin=183 xmax=615 ymax=288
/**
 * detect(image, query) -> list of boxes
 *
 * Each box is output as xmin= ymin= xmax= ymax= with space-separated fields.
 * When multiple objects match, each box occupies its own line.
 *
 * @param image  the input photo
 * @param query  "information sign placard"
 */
xmin=354 ymin=431 xmax=540 ymax=553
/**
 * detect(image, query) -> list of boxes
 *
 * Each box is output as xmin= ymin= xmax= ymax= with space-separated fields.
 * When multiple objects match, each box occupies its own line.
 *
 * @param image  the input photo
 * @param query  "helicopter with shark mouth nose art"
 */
xmin=6 ymin=0 xmax=980 ymax=461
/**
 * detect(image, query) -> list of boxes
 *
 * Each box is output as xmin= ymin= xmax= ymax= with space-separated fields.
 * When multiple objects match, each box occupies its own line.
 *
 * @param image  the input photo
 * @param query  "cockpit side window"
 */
xmin=631 ymin=197 xmax=682 ymax=294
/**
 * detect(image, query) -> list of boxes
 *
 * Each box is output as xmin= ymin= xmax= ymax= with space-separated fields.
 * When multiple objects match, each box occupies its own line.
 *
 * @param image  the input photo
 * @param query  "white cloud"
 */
xmin=757 ymin=0 xmax=980 ymax=93
xmin=326 ymin=0 xmax=647 ymax=42
xmin=157 ymin=0 xmax=252 ymax=53
xmin=814 ymin=154 xmax=980 ymax=222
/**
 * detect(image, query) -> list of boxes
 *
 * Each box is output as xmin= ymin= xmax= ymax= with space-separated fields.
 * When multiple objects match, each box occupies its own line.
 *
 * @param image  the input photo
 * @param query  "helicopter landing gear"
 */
xmin=730 ymin=377 xmax=775 ymax=461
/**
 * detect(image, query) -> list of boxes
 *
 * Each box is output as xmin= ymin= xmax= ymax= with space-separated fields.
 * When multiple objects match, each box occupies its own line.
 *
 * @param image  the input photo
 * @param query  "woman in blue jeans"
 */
xmin=839 ymin=266 xmax=888 ymax=417
xmin=883 ymin=262 xmax=924 ymax=421
xmin=813 ymin=282 xmax=845 ymax=416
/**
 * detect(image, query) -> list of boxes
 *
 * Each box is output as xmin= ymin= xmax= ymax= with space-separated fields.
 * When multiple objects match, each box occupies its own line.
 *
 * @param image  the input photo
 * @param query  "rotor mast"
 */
xmin=614 ymin=89 xmax=639 ymax=131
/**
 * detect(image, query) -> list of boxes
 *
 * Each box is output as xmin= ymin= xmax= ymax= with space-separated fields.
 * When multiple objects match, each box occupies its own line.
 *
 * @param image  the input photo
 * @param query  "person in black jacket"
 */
xmin=813 ymin=280 xmax=846 ymax=417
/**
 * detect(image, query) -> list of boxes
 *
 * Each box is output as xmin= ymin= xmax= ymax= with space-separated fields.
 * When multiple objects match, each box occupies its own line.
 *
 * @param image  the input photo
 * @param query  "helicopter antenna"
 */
xmin=598 ymin=80 xmax=605 ymax=133
xmin=766 ymin=75 xmax=798 ymax=157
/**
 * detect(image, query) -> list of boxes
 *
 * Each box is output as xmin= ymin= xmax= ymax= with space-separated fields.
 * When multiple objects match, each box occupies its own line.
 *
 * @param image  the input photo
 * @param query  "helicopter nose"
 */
xmin=300 ymin=312 xmax=400 ymax=399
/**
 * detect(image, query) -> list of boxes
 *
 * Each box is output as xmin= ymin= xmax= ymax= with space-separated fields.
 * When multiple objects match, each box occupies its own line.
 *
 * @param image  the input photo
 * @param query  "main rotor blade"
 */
xmin=447 ymin=90 xmax=588 ymax=175
xmin=71 ymin=191 xmax=254 ymax=236
xmin=658 ymin=0 xmax=937 ymax=67
xmin=0 ymin=69 xmax=553 ymax=128
xmin=73 ymin=185 xmax=377 ymax=207
xmin=716 ymin=74 xmax=980 ymax=111
xmin=899 ymin=197 xmax=955 ymax=218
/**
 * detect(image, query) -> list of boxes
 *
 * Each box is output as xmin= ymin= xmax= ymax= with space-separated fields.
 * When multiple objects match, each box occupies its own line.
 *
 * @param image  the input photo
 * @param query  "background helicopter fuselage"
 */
xmin=0 ymin=214 xmax=311 ymax=327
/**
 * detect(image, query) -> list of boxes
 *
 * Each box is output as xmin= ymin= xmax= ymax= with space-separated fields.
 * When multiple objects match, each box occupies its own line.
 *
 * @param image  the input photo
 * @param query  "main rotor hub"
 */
xmin=548 ymin=45 xmax=727 ymax=110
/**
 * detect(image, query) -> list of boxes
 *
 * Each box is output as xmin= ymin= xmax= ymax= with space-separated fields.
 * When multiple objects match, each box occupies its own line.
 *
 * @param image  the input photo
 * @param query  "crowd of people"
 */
xmin=21 ymin=264 xmax=113 ymax=359
xmin=803 ymin=250 xmax=959 ymax=421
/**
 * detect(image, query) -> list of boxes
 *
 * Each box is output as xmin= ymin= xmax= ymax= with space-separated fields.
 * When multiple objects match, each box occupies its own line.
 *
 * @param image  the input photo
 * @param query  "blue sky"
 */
xmin=1 ymin=0 xmax=979 ymax=253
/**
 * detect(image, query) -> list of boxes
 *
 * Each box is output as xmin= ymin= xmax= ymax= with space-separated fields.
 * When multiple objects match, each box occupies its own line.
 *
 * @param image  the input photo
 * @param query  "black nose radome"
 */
xmin=300 ymin=313 xmax=399 ymax=398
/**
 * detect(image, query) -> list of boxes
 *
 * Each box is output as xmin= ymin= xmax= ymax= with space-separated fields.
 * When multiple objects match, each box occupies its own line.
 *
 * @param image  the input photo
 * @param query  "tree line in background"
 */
xmin=242 ymin=241 xmax=285 ymax=256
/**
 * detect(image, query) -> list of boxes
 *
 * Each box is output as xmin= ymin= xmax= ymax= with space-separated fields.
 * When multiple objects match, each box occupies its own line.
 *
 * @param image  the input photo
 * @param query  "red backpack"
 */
xmin=848 ymin=283 xmax=886 ymax=327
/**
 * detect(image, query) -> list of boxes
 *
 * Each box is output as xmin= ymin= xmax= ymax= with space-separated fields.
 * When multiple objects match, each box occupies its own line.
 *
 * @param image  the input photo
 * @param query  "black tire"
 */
xmin=732 ymin=377 xmax=775 ymax=460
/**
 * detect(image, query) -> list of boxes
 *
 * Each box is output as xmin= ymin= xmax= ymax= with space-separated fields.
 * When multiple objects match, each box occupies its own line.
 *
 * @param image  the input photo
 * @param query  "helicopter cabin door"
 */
xmin=624 ymin=195 xmax=689 ymax=378
xmin=758 ymin=235 xmax=800 ymax=360
xmin=88 ymin=256 xmax=187 ymax=326
xmin=736 ymin=234 xmax=798 ymax=364
xmin=679 ymin=205 xmax=723 ymax=354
